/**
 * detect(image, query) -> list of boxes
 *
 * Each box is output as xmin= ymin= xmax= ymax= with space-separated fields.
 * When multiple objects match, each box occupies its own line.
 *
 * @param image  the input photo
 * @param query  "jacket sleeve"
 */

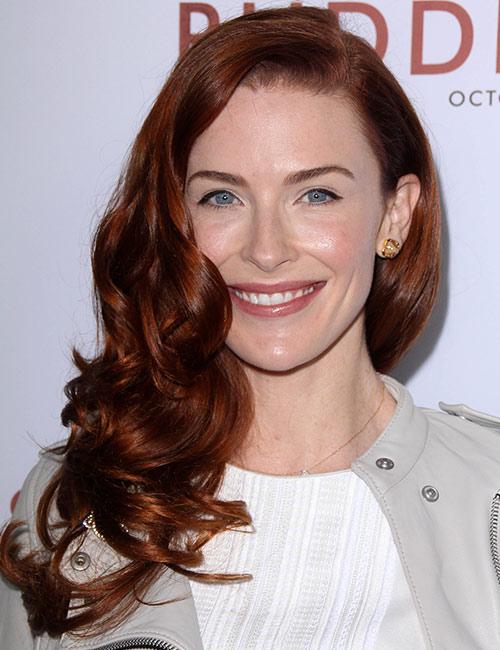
xmin=0 ymin=449 xmax=63 ymax=649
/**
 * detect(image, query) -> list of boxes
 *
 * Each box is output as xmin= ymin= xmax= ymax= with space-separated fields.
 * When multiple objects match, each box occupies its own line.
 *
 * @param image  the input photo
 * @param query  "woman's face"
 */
xmin=184 ymin=84 xmax=417 ymax=372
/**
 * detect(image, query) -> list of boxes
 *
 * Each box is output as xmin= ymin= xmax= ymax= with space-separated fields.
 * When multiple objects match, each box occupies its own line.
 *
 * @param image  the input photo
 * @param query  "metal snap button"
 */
xmin=375 ymin=457 xmax=394 ymax=470
xmin=421 ymin=485 xmax=439 ymax=502
xmin=70 ymin=551 xmax=91 ymax=571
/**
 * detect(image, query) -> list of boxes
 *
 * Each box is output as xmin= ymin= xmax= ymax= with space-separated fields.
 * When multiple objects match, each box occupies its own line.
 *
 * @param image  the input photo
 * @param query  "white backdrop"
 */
xmin=1 ymin=0 xmax=499 ymax=520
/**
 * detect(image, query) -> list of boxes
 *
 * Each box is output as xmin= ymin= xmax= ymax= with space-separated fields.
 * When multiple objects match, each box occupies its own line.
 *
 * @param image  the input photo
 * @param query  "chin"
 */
xmin=228 ymin=342 xmax=322 ymax=374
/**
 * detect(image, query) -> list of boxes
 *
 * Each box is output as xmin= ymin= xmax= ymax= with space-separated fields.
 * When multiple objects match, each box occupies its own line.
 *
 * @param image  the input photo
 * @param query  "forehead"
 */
xmin=187 ymin=84 xmax=380 ymax=180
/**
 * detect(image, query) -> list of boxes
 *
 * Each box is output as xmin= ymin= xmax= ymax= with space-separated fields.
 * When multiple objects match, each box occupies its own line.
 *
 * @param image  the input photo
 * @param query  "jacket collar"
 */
xmin=351 ymin=373 xmax=429 ymax=493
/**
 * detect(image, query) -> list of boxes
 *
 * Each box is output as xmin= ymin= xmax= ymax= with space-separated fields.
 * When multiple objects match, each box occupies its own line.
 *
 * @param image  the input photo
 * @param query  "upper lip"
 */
xmin=228 ymin=280 xmax=325 ymax=293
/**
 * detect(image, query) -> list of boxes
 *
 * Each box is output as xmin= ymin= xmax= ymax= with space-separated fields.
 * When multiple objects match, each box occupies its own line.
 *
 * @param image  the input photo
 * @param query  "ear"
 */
xmin=376 ymin=173 xmax=421 ymax=256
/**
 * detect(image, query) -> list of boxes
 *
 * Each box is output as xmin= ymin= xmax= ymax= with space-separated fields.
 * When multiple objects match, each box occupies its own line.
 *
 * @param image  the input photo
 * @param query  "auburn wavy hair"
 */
xmin=0 ymin=4 xmax=441 ymax=639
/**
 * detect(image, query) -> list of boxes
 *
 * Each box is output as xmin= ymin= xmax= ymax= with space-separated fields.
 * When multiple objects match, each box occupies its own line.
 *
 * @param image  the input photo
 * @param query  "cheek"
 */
xmin=192 ymin=221 xmax=233 ymax=268
xmin=297 ymin=217 xmax=374 ymax=269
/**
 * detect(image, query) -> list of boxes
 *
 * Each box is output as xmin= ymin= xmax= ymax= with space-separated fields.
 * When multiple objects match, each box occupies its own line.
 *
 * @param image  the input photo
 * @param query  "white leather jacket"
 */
xmin=2 ymin=374 xmax=500 ymax=649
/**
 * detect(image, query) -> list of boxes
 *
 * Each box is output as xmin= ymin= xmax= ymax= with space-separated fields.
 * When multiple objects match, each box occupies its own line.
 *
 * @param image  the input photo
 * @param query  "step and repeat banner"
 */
xmin=1 ymin=1 xmax=499 ymax=519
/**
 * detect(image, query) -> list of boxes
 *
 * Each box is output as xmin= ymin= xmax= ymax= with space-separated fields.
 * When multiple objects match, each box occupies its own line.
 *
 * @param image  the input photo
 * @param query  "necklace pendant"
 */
xmin=300 ymin=468 xmax=310 ymax=475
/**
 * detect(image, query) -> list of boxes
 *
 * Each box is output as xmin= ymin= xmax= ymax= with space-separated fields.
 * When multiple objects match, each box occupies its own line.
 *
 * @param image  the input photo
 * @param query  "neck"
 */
xmin=230 ymin=337 xmax=397 ymax=476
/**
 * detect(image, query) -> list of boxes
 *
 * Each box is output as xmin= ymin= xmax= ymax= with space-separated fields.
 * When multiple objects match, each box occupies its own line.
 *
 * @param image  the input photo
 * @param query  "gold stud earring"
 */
xmin=379 ymin=238 xmax=401 ymax=259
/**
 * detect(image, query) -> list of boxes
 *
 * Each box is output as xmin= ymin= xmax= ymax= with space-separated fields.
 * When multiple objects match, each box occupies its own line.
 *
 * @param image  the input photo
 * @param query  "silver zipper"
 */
xmin=92 ymin=637 xmax=182 ymax=650
xmin=489 ymin=491 xmax=500 ymax=585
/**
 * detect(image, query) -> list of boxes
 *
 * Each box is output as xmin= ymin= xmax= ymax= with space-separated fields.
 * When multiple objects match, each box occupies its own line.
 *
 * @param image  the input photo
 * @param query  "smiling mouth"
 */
xmin=226 ymin=281 xmax=326 ymax=318
xmin=229 ymin=283 xmax=318 ymax=306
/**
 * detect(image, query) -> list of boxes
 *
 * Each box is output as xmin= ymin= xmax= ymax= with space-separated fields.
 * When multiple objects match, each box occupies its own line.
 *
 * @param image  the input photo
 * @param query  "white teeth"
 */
xmin=270 ymin=292 xmax=285 ymax=305
xmin=234 ymin=284 xmax=316 ymax=305
xmin=259 ymin=293 xmax=271 ymax=305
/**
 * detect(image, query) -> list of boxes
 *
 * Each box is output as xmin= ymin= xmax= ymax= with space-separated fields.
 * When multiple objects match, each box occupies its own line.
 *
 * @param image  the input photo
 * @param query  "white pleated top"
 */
xmin=189 ymin=384 xmax=427 ymax=648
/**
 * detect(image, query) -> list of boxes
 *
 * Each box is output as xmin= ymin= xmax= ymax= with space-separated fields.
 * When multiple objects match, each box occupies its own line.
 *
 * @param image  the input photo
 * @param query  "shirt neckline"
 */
xmin=224 ymin=462 xmax=354 ymax=480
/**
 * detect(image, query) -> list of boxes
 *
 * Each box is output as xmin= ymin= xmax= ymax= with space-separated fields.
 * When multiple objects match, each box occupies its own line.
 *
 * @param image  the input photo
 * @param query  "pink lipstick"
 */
xmin=228 ymin=281 xmax=326 ymax=318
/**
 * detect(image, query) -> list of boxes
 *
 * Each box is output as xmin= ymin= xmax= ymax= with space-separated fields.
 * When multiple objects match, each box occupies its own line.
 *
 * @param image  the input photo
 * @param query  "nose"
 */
xmin=242 ymin=203 xmax=297 ymax=272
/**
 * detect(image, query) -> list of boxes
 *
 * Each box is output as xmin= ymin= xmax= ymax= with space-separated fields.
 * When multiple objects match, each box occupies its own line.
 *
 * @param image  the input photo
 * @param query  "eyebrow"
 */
xmin=186 ymin=165 xmax=355 ymax=188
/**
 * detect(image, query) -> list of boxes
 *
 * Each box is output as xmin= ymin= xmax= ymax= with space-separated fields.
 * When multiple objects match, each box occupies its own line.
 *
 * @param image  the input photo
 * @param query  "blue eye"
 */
xmin=199 ymin=190 xmax=238 ymax=208
xmin=303 ymin=189 xmax=338 ymax=204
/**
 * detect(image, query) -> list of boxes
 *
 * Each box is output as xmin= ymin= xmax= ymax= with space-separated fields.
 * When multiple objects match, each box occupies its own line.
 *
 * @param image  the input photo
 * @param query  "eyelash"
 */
xmin=198 ymin=188 xmax=341 ymax=210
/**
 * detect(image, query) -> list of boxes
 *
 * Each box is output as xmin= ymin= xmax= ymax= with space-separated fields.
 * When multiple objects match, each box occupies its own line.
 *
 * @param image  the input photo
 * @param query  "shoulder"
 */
xmin=385 ymin=373 xmax=500 ymax=439
xmin=18 ymin=439 xmax=67 ymax=509
xmin=417 ymin=398 xmax=500 ymax=463
xmin=11 ymin=439 xmax=67 ymax=550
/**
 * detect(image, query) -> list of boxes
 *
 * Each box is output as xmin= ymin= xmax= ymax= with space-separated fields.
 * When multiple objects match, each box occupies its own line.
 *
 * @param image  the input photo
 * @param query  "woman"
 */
xmin=1 ymin=5 xmax=500 ymax=649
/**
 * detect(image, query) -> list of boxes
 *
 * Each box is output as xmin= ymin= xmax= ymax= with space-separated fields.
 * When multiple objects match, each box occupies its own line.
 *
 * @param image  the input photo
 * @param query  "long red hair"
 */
xmin=0 ymin=5 xmax=440 ymax=638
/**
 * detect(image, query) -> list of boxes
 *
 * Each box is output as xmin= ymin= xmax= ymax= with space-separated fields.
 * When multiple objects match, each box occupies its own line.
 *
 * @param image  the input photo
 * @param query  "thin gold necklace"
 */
xmin=299 ymin=382 xmax=387 ymax=475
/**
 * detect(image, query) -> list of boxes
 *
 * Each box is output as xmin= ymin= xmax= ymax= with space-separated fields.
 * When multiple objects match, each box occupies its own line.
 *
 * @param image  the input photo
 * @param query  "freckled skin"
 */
xmin=184 ymin=85 xmax=418 ymax=374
